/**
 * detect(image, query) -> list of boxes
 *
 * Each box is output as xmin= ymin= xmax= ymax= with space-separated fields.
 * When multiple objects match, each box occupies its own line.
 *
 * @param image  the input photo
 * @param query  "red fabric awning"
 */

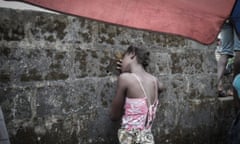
xmin=23 ymin=0 xmax=235 ymax=44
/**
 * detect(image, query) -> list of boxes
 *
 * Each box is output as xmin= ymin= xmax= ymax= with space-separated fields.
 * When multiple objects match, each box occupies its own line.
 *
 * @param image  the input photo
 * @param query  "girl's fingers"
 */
xmin=117 ymin=59 xmax=122 ymax=63
xmin=117 ymin=62 xmax=121 ymax=65
xmin=116 ymin=59 xmax=122 ymax=73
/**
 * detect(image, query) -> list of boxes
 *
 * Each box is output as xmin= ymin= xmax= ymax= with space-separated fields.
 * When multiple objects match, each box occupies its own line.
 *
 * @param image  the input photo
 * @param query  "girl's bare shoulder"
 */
xmin=118 ymin=73 xmax=134 ymax=82
xmin=147 ymin=73 xmax=165 ymax=92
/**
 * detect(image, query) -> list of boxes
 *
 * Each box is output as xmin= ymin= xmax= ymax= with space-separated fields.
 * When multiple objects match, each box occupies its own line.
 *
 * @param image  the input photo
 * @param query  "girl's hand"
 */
xmin=116 ymin=59 xmax=122 ymax=73
xmin=114 ymin=51 xmax=123 ymax=74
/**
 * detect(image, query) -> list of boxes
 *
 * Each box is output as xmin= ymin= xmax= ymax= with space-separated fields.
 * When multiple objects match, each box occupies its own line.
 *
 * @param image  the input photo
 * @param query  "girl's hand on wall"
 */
xmin=116 ymin=59 xmax=122 ymax=73
xmin=114 ymin=51 xmax=123 ymax=74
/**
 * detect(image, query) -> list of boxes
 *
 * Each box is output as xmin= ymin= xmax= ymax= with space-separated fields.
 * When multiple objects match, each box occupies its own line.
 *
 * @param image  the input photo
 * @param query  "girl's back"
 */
xmin=124 ymin=72 xmax=158 ymax=105
xmin=120 ymin=72 xmax=159 ymax=131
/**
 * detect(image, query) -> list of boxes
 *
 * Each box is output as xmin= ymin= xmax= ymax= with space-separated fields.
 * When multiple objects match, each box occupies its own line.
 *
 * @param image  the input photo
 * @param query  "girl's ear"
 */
xmin=130 ymin=52 xmax=136 ymax=59
xmin=130 ymin=55 xmax=135 ymax=59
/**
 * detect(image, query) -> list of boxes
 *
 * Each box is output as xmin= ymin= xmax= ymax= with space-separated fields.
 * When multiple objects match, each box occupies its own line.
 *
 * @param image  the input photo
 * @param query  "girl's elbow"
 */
xmin=110 ymin=112 xmax=121 ymax=121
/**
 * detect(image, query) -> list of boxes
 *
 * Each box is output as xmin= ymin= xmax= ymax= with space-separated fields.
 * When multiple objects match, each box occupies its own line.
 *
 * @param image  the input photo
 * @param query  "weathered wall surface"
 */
xmin=0 ymin=8 xmax=235 ymax=144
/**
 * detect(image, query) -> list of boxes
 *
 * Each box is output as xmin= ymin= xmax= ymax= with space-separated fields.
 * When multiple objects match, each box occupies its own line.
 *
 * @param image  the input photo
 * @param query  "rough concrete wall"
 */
xmin=0 ymin=8 xmax=235 ymax=144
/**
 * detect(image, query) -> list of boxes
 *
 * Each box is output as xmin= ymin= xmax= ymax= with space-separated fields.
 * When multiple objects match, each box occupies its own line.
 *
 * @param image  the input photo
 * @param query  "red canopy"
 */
xmin=23 ymin=0 xmax=235 ymax=44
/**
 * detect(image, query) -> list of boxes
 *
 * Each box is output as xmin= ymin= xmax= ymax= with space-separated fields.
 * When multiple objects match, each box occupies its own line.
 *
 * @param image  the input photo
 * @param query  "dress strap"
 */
xmin=132 ymin=73 xmax=151 ymax=108
xmin=132 ymin=73 xmax=158 ymax=104
xmin=132 ymin=73 xmax=148 ymax=98
xmin=154 ymin=78 xmax=159 ymax=103
xmin=132 ymin=73 xmax=158 ymax=129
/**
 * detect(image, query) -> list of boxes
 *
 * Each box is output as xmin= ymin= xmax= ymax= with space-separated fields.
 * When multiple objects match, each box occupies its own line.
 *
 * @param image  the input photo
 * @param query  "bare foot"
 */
xmin=227 ymin=89 xmax=233 ymax=96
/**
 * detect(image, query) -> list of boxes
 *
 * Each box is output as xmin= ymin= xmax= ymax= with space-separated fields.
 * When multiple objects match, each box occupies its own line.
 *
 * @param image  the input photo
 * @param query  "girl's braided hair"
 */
xmin=124 ymin=45 xmax=150 ymax=69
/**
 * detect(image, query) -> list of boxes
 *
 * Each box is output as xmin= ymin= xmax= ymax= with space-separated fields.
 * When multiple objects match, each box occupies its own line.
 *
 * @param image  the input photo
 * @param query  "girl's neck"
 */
xmin=130 ymin=64 xmax=146 ymax=75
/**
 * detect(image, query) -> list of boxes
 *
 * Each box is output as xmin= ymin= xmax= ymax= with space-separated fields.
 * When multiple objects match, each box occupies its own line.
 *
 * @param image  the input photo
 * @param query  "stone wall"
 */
xmin=0 ymin=8 xmax=235 ymax=144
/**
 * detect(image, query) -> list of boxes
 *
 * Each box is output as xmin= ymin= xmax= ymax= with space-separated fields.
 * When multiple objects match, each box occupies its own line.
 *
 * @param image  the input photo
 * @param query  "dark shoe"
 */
xmin=218 ymin=90 xmax=227 ymax=97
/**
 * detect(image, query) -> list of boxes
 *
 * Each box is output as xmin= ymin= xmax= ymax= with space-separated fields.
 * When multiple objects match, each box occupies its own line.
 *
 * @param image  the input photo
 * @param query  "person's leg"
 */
xmin=233 ymin=52 xmax=240 ymax=77
xmin=217 ymin=23 xmax=234 ymax=96
xmin=233 ymin=52 xmax=240 ymax=110
xmin=233 ymin=26 xmax=240 ymax=109
xmin=217 ymin=54 xmax=230 ymax=94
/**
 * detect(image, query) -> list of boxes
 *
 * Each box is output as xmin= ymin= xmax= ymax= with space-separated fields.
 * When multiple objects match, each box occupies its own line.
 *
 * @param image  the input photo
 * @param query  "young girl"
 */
xmin=110 ymin=46 xmax=164 ymax=144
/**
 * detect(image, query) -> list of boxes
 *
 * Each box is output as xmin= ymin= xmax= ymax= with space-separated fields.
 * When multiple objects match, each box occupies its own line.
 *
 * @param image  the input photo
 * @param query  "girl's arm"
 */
xmin=158 ymin=80 xmax=165 ymax=94
xmin=110 ymin=74 xmax=128 ymax=121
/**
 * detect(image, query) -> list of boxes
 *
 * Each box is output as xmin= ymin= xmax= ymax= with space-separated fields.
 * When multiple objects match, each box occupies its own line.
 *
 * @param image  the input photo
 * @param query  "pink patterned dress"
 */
xmin=118 ymin=74 xmax=158 ymax=144
xmin=121 ymin=97 xmax=158 ymax=131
